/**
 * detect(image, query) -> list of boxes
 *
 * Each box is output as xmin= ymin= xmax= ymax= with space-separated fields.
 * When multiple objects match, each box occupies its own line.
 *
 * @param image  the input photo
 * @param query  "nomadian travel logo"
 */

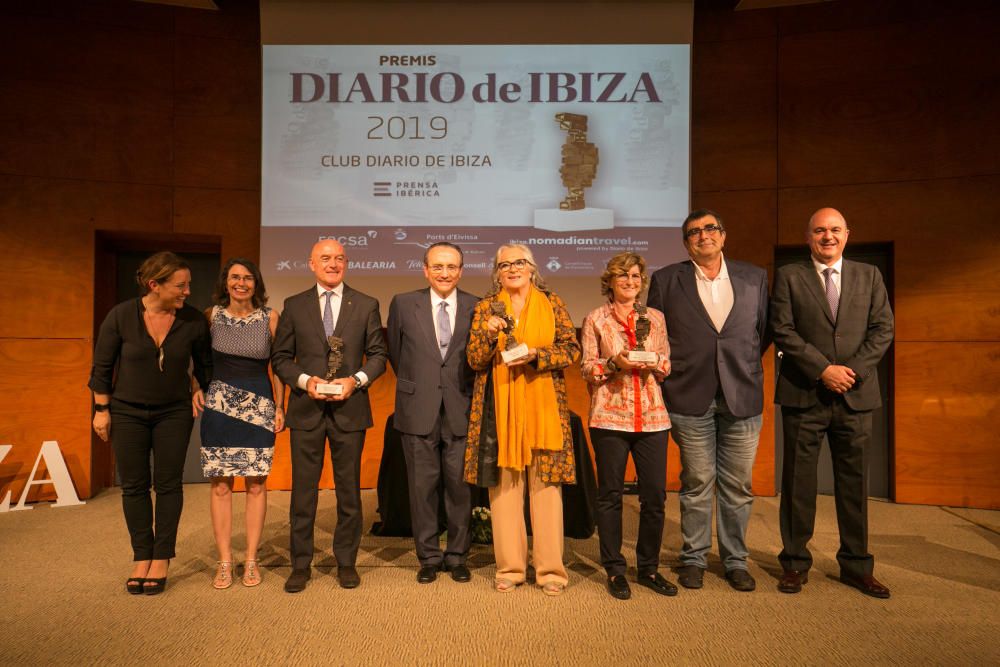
xmin=372 ymin=180 xmax=440 ymax=198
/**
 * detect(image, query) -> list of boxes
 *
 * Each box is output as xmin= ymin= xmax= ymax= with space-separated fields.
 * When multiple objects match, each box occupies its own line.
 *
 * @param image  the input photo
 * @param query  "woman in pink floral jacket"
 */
xmin=580 ymin=251 xmax=675 ymax=600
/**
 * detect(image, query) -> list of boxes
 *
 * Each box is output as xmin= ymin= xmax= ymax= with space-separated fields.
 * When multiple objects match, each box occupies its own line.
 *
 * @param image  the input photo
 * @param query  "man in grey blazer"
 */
xmin=647 ymin=209 xmax=769 ymax=593
xmin=771 ymin=207 xmax=894 ymax=598
xmin=272 ymin=238 xmax=387 ymax=592
xmin=386 ymin=242 xmax=478 ymax=584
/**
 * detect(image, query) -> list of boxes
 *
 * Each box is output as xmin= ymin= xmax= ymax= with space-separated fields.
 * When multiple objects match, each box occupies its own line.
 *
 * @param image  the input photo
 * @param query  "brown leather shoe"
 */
xmin=840 ymin=573 xmax=890 ymax=599
xmin=778 ymin=569 xmax=808 ymax=594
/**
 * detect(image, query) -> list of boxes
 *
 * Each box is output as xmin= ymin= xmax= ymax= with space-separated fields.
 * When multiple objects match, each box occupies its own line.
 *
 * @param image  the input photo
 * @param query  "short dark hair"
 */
xmin=136 ymin=251 xmax=190 ymax=295
xmin=682 ymin=208 xmax=725 ymax=236
xmin=213 ymin=257 xmax=268 ymax=309
xmin=422 ymin=241 xmax=464 ymax=266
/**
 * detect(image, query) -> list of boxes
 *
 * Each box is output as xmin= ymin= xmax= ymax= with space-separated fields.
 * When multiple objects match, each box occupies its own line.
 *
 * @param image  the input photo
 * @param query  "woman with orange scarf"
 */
xmin=463 ymin=244 xmax=580 ymax=595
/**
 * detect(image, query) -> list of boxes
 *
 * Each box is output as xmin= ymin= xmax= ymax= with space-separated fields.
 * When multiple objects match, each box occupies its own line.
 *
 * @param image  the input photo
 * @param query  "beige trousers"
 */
xmin=489 ymin=464 xmax=568 ymax=586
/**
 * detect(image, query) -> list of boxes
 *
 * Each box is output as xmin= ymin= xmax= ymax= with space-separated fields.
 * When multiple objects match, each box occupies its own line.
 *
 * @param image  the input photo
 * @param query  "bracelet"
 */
xmin=606 ymin=357 xmax=618 ymax=372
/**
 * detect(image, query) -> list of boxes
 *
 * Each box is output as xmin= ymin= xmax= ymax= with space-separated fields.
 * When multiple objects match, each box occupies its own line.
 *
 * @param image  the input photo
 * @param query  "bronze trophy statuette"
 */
xmin=627 ymin=302 xmax=659 ymax=365
xmin=490 ymin=300 xmax=530 ymax=364
xmin=316 ymin=336 xmax=345 ymax=396
xmin=555 ymin=112 xmax=599 ymax=211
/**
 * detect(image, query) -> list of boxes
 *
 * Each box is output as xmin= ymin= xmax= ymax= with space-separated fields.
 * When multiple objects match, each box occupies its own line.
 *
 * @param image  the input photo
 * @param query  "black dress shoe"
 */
xmin=337 ymin=566 xmax=361 ymax=589
xmin=725 ymin=568 xmax=756 ymax=592
xmin=446 ymin=564 xmax=472 ymax=583
xmin=676 ymin=565 xmax=705 ymax=589
xmin=777 ymin=569 xmax=808 ymax=594
xmin=284 ymin=568 xmax=311 ymax=593
xmin=636 ymin=572 xmax=678 ymax=597
xmin=606 ymin=575 xmax=631 ymax=600
xmin=417 ymin=565 xmax=439 ymax=584
xmin=840 ymin=573 xmax=890 ymax=599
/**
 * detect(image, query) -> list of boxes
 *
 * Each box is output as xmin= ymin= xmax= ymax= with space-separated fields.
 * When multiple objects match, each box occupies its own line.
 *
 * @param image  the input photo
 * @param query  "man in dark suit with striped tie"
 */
xmin=771 ymin=207 xmax=894 ymax=598
xmin=386 ymin=242 xmax=479 ymax=584
xmin=272 ymin=238 xmax=387 ymax=592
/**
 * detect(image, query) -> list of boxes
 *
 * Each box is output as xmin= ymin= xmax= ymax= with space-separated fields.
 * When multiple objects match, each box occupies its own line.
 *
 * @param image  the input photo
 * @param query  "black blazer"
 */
xmin=386 ymin=287 xmax=478 ymax=437
xmin=648 ymin=259 xmax=770 ymax=419
xmin=770 ymin=259 xmax=894 ymax=411
xmin=271 ymin=284 xmax=388 ymax=431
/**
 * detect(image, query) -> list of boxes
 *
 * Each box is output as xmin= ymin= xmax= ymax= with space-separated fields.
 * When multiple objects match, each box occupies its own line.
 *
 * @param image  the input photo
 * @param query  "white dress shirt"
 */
xmin=812 ymin=256 xmax=843 ymax=296
xmin=693 ymin=255 xmax=734 ymax=333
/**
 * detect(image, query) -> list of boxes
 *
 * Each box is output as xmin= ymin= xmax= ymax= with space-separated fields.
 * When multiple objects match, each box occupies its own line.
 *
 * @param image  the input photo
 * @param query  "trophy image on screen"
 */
xmin=534 ymin=112 xmax=614 ymax=232
xmin=316 ymin=336 xmax=345 ymax=396
xmin=490 ymin=300 xmax=530 ymax=364
xmin=628 ymin=302 xmax=659 ymax=364
xmin=556 ymin=112 xmax=598 ymax=211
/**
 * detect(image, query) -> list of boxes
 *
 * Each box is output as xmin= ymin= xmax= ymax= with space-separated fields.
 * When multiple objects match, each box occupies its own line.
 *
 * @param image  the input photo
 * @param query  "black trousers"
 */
xmin=778 ymin=398 xmax=873 ymax=578
xmin=111 ymin=399 xmax=194 ymax=561
xmin=401 ymin=406 xmax=473 ymax=567
xmin=590 ymin=427 xmax=669 ymax=577
xmin=289 ymin=410 xmax=365 ymax=569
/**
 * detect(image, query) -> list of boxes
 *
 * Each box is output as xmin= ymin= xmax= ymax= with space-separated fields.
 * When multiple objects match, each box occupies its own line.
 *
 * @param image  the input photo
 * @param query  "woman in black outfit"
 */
xmin=89 ymin=251 xmax=212 ymax=595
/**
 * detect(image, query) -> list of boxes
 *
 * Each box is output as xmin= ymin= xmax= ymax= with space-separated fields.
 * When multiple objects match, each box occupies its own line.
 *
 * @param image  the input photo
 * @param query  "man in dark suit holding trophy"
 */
xmin=272 ymin=238 xmax=387 ymax=592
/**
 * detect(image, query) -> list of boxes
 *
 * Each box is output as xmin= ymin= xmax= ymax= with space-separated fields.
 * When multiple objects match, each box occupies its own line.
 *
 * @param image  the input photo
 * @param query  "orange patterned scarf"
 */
xmin=493 ymin=286 xmax=563 ymax=470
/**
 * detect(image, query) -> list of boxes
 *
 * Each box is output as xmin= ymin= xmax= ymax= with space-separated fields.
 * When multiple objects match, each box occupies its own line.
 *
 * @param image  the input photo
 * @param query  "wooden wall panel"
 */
xmin=174 ymin=33 xmax=261 ymax=190
xmin=0 ymin=12 xmax=174 ymax=185
xmin=777 ymin=177 xmax=1000 ymax=343
xmin=776 ymin=0 xmax=999 ymax=37
xmin=778 ymin=10 xmax=1000 ymax=187
xmin=691 ymin=37 xmax=777 ymax=192
xmin=173 ymin=188 xmax=261 ymax=263
xmin=0 ymin=176 xmax=173 ymax=340
xmin=694 ymin=2 xmax=776 ymax=43
xmin=0 ymin=339 xmax=92 ymax=503
xmin=894 ymin=342 xmax=1000 ymax=508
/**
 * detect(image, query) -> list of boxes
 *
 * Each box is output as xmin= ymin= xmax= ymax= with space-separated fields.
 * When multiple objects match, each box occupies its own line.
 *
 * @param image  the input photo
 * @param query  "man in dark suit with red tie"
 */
xmin=386 ymin=242 xmax=478 ymax=584
xmin=771 ymin=207 xmax=894 ymax=598
xmin=272 ymin=238 xmax=387 ymax=592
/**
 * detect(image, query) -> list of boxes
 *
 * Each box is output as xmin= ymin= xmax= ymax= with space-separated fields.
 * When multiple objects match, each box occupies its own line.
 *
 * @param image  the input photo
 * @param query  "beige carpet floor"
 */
xmin=2 ymin=486 xmax=998 ymax=666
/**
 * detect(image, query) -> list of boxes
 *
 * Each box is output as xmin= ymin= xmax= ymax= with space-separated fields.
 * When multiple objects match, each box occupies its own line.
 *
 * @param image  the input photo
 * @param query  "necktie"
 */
xmin=823 ymin=268 xmax=839 ymax=320
xmin=437 ymin=301 xmax=452 ymax=358
xmin=323 ymin=291 xmax=335 ymax=337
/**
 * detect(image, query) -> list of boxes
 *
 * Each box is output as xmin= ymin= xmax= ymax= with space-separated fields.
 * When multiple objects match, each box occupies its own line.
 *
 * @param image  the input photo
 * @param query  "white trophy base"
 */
xmin=501 ymin=343 xmax=531 ymax=364
xmin=316 ymin=382 xmax=344 ymax=396
xmin=533 ymin=208 xmax=614 ymax=231
xmin=627 ymin=350 xmax=659 ymax=364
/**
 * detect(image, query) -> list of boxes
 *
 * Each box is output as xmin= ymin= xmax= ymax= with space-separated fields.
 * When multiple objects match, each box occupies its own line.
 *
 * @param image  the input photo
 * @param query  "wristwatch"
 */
xmin=350 ymin=373 xmax=364 ymax=388
xmin=606 ymin=357 xmax=619 ymax=373
xmin=94 ymin=403 xmax=110 ymax=412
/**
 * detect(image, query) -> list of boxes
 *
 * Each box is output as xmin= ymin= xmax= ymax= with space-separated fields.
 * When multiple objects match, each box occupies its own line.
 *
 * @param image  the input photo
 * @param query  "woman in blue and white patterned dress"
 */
xmin=194 ymin=258 xmax=284 ymax=590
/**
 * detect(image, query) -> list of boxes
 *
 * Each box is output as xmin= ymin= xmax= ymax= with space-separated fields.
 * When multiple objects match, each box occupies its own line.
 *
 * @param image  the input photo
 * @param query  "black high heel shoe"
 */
xmin=126 ymin=577 xmax=145 ymax=595
xmin=143 ymin=577 xmax=167 ymax=595
xmin=144 ymin=559 xmax=170 ymax=595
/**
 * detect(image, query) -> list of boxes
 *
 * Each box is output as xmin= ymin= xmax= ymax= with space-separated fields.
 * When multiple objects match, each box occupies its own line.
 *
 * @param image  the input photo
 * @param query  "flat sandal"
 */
xmin=495 ymin=578 xmax=520 ymax=593
xmin=242 ymin=559 xmax=262 ymax=587
xmin=213 ymin=561 xmax=233 ymax=590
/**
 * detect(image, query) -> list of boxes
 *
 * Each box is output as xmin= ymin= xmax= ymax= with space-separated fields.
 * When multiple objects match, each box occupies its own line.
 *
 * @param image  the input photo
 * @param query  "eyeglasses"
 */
xmin=427 ymin=264 xmax=461 ymax=274
xmin=497 ymin=259 xmax=529 ymax=272
xmin=615 ymin=272 xmax=643 ymax=283
xmin=684 ymin=224 xmax=724 ymax=239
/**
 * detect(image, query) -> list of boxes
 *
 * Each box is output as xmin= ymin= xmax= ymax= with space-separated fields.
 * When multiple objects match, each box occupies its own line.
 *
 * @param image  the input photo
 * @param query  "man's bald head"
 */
xmin=806 ymin=207 xmax=850 ymax=266
xmin=310 ymin=238 xmax=347 ymax=289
